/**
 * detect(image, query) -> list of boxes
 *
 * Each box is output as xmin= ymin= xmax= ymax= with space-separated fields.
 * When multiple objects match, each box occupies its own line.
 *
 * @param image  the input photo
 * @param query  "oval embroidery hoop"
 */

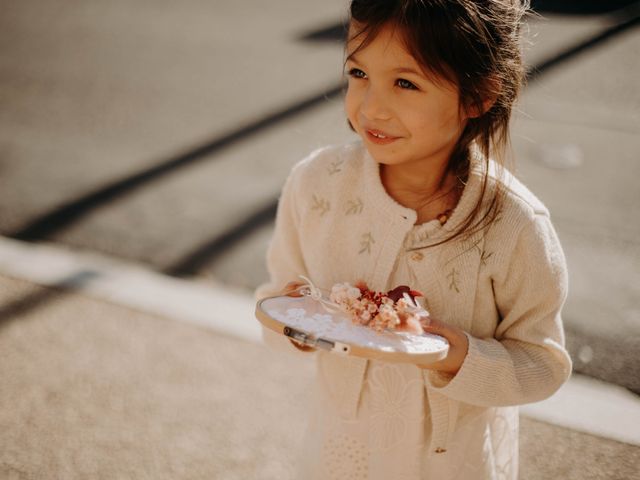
xmin=255 ymin=287 xmax=449 ymax=366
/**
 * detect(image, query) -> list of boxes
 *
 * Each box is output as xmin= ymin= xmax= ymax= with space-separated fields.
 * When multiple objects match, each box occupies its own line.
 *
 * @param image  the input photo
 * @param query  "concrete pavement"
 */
xmin=0 ymin=273 xmax=312 ymax=480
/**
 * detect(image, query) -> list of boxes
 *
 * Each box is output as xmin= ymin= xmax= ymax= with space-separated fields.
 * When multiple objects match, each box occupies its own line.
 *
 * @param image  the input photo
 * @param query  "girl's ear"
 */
xmin=467 ymin=97 xmax=496 ymax=119
xmin=468 ymin=96 xmax=497 ymax=118
xmin=466 ymin=76 xmax=501 ymax=119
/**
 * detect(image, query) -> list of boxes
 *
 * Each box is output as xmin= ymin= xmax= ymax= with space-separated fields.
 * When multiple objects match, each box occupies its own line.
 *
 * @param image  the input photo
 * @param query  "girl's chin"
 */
xmin=364 ymin=148 xmax=406 ymax=166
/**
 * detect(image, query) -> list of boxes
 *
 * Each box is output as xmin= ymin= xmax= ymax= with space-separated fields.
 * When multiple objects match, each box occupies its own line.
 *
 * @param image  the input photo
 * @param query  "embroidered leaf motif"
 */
xmin=359 ymin=232 xmax=375 ymax=254
xmin=327 ymin=159 xmax=344 ymax=175
xmin=465 ymin=237 xmax=493 ymax=266
xmin=447 ymin=268 xmax=460 ymax=293
xmin=346 ymin=197 xmax=364 ymax=215
xmin=444 ymin=235 xmax=482 ymax=266
xmin=414 ymin=231 xmax=430 ymax=244
xmin=311 ymin=194 xmax=330 ymax=216
xmin=480 ymin=250 xmax=494 ymax=266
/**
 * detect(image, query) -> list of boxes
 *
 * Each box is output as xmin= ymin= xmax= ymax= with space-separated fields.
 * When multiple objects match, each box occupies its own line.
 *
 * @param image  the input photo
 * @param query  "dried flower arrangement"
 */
xmin=329 ymin=281 xmax=428 ymax=335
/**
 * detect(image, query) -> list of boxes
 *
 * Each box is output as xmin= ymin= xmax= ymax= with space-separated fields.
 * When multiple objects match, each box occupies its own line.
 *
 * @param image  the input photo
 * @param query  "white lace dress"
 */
xmin=294 ymin=224 xmax=519 ymax=480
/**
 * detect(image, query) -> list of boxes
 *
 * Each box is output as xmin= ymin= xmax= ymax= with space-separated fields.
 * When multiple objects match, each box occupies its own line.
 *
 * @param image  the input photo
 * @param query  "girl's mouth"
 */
xmin=365 ymin=129 xmax=399 ymax=145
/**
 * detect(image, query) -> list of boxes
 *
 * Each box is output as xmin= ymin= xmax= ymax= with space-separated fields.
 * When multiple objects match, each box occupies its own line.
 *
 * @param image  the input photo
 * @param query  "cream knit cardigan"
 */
xmin=256 ymin=141 xmax=572 ymax=479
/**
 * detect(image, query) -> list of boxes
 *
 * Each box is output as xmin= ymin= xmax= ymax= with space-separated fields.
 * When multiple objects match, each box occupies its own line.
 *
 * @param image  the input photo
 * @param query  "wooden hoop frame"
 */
xmin=256 ymin=294 xmax=449 ymax=366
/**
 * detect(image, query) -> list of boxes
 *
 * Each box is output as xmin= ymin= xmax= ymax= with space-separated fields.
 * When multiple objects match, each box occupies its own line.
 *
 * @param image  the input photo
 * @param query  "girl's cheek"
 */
xmin=344 ymin=90 xmax=360 ymax=125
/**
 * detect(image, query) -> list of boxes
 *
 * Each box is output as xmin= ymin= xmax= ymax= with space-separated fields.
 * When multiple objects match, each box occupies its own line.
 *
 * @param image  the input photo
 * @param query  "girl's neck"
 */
xmin=380 ymin=162 xmax=463 ymax=225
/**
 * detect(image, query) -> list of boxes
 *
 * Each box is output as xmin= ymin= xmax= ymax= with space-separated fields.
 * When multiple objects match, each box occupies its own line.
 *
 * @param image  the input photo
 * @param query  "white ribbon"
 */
xmin=297 ymin=275 xmax=343 ymax=314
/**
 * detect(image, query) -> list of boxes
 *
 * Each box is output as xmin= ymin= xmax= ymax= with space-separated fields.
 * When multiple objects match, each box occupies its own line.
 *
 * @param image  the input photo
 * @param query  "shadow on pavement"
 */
xmin=0 ymin=271 xmax=99 ymax=328
xmin=163 ymin=202 xmax=278 ymax=277
xmin=9 ymin=85 xmax=344 ymax=243
xmin=527 ymin=12 xmax=640 ymax=80
xmin=530 ymin=0 xmax=639 ymax=15
xmin=298 ymin=1 xmax=640 ymax=43
xmin=9 ymin=8 xmax=638 ymax=258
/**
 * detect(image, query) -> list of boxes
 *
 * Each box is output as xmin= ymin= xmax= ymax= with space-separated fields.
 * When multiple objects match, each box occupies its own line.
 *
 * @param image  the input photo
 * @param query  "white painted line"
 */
xmin=0 ymin=236 xmax=261 ymax=344
xmin=521 ymin=373 xmax=640 ymax=446
xmin=1 ymin=235 xmax=639 ymax=446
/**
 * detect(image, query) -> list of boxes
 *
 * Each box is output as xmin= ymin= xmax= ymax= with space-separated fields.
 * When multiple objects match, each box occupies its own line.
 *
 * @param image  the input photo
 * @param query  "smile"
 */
xmin=366 ymin=129 xmax=399 ymax=145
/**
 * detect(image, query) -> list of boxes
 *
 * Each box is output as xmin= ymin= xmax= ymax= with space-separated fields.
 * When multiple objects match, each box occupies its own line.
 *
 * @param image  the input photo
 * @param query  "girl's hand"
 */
xmin=417 ymin=316 xmax=469 ymax=375
xmin=281 ymin=280 xmax=316 ymax=352
xmin=281 ymin=280 xmax=305 ymax=297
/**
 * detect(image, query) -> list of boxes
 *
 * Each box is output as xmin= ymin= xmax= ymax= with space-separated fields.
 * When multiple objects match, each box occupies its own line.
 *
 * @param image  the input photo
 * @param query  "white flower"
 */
xmin=330 ymin=282 xmax=361 ymax=304
xmin=347 ymin=285 xmax=361 ymax=300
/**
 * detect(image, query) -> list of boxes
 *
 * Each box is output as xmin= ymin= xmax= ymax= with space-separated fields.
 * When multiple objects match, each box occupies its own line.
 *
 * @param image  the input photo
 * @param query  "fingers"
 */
xmin=421 ymin=316 xmax=457 ymax=343
xmin=419 ymin=315 xmax=437 ymax=332
xmin=396 ymin=315 xmax=424 ymax=335
xmin=289 ymin=338 xmax=316 ymax=352
xmin=283 ymin=281 xmax=305 ymax=297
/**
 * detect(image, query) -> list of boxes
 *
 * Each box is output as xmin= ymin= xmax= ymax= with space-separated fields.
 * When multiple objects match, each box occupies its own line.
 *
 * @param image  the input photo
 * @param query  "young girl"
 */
xmin=256 ymin=1 xmax=571 ymax=479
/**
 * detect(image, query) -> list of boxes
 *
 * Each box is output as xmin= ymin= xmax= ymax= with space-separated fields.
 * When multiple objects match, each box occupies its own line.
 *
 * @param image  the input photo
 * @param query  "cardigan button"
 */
xmin=435 ymin=447 xmax=447 ymax=454
xmin=411 ymin=251 xmax=424 ymax=261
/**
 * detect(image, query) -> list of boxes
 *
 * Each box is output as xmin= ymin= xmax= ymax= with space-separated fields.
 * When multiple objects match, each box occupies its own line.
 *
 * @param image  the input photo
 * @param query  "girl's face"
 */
xmin=345 ymin=23 xmax=469 ymax=172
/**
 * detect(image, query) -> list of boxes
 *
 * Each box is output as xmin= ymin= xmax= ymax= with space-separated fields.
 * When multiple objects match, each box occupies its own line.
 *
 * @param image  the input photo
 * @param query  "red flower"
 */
xmin=386 ymin=285 xmax=423 ymax=304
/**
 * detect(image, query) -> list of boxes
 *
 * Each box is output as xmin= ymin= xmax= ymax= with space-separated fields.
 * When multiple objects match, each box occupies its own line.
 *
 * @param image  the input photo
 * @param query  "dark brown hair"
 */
xmin=347 ymin=0 xmax=529 ymax=246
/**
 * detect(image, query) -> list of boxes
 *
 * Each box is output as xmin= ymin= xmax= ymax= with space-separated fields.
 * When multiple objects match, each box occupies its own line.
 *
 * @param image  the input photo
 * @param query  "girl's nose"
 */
xmin=360 ymin=85 xmax=392 ymax=121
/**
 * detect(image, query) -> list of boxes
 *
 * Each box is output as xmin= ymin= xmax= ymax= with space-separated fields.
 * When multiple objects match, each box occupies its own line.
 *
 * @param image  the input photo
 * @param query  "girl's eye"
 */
xmin=348 ymin=68 xmax=367 ymax=79
xmin=396 ymin=78 xmax=418 ymax=90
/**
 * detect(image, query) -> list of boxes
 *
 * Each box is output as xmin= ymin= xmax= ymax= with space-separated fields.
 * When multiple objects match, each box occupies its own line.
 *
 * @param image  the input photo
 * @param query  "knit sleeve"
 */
xmin=255 ymin=164 xmax=315 ymax=356
xmin=424 ymin=213 xmax=572 ymax=406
